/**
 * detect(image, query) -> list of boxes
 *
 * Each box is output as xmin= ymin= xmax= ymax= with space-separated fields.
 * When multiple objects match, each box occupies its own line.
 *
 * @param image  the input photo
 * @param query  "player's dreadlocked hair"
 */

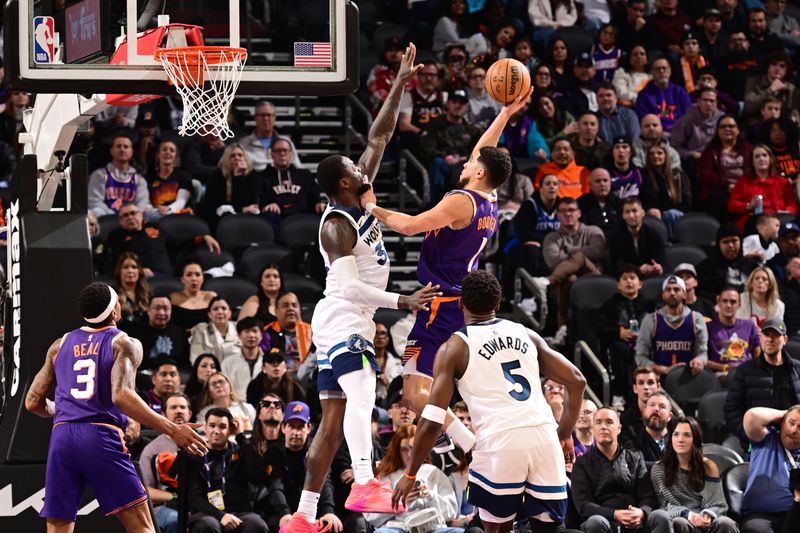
xmin=477 ymin=147 xmax=512 ymax=188
xmin=461 ymin=270 xmax=501 ymax=314
xmin=316 ymin=154 xmax=348 ymax=197
xmin=77 ymin=282 xmax=114 ymax=322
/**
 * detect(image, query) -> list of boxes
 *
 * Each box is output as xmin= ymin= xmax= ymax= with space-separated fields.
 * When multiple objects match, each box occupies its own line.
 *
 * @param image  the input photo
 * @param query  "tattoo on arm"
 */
xmin=25 ymin=340 xmax=59 ymax=417
xmin=111 ymin=337 xmax=143 ymax=397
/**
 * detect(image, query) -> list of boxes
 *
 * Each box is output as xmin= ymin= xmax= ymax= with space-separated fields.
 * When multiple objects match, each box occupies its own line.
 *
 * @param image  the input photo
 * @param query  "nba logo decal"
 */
xmin=346 ymin=334 xmax=368 ymax=353
xmin=33 ymin=16 xmax=55 ymax=64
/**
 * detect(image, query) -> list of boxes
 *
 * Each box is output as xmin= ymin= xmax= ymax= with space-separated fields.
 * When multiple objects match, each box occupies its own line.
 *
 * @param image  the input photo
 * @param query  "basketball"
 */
xmin=484 ymin=58 xmax=531 ymax=105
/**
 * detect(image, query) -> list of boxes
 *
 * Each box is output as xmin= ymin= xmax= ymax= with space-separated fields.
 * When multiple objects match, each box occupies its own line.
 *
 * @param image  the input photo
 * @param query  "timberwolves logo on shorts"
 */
xmin=346 ymin=334 xmax=369 ymax=353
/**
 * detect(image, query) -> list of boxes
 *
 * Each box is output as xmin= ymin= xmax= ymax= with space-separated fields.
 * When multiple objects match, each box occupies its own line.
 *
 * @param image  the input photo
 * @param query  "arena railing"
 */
xmin=573 ymin=340 xmax=609 ymax=407
xmin=511 ymin=267 xmax=548 ymax=332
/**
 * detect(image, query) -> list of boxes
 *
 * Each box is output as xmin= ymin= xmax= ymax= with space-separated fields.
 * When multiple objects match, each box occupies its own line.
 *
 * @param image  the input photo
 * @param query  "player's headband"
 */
xmin=84 ymin=285 xmax=118 ymax=324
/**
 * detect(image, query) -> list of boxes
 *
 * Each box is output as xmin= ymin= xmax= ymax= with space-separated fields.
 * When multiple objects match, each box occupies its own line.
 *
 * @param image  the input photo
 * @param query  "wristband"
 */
xmin=365 ymin=202 xmax=377 ymax=215
xmin=403 ymin=470 xmax=417 ymax=480
xmin=421 ymin=404 xmax=447 ymax=424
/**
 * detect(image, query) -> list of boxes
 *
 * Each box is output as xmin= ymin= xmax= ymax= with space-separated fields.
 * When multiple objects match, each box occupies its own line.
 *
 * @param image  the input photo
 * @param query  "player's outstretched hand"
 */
xmin=359 ymin=184 xmax=378 ymax=210
xmin=392 ymin=474 xmax=415 ymax=511
xmin=397 ymin=43 xmax=423 ymax=86
xmin=171 ymin=422 xmax=209 ymax=456
xmin=399 ymin=282 xmax=442 ymax=311
xmin=502 ymin=87 xmax=534 ymax=116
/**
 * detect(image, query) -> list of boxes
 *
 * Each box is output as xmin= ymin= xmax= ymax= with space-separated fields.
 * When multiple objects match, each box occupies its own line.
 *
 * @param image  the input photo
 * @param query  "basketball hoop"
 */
xmin=155 ymin=46 xmax=247 ymax=139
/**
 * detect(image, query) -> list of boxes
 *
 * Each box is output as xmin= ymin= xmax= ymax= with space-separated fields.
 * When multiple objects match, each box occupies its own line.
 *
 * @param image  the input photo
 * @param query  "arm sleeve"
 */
xmin=635 ymin=453 xmax=657 ymax=514
xmin=169 ymin=189 xmax=191 ymax=212
xmin=526 ymin=120 xmax=550 ymax=158
xmin=650 ymin=462 xmax=691 ymax=518
xmin=331 ymin=255 xmax=400 ymax=309
xmin=727 ymin=180 xmax=750 ymax=215
xmin=635 ymin=313 xmax=656 ymax=366
xmin=88 ymin=169 xmax=114 ymax=216
xmin=669 ymin=117 xmax=691 ymax=158
xmin=693 ymin=313 xmax=709 ymax=362
xmin=135 ymin=176 xmax=154 ymax=212
xmin=542 ymin=232 xmax=564 ymax=270
xmin=702 ymin=477 xmax=729 ymax=517
xmin=584 ymin=226 xmax=607 ymax=263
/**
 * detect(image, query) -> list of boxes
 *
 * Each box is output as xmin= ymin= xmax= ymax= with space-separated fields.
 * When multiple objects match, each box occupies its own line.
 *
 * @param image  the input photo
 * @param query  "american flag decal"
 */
xmin=293 ymin=42 xmax=333 ymax=67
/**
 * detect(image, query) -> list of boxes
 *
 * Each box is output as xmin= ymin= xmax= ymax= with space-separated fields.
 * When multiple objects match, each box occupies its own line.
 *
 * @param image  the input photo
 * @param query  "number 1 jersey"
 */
xmin=53 ymin=326 xmax=128 ymax=429
xmin=454 ymin=318 xmax=554 ymax=443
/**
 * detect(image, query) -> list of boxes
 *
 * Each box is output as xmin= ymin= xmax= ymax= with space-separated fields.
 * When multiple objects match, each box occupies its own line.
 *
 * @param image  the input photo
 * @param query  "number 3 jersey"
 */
xmin=53 ymin=326 xmax=128 ymax=429
xmin=454 ymin=318 xmax=554 ymax=443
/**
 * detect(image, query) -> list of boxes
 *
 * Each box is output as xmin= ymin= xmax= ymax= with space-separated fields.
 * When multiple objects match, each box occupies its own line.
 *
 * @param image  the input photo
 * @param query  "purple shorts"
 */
xmin=41 ymin=422 xmax=147 ymax=521
xmin=403 ymin=296 xmax=464 ymax=377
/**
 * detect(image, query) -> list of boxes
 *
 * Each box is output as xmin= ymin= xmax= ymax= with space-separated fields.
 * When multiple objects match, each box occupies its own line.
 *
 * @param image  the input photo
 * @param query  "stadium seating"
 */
xmin=663 ymin=245 xmax=708 ymax=273
xmin=664 ymin=366 xmax=720 ymax=414
xmin=697 ymin=390 xmax=730 ymax=444
xmin=672 ymin=213 xmax=720 ymax=249
xmin=723 ymin=462 xmax=750 ymax=521
xmin=216 ymin=214 xmax=275 ymax=252
xmin=239 ymin=244 xmax=294 ymax=280
xmin=702 ymin=443 xmax=743 ymax=475
xmin=158 ymin=214 xmax=210 ymax=242
xmin=202 ymin=277 xmax=258 ymax=311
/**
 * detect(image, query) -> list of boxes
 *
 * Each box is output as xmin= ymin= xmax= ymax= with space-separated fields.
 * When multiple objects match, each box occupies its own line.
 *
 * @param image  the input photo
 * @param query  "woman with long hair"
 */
xmin=641 ymin=140 xmax=692 ymax=236
xmin=727 ymin=144 xmax=797 ymax=230
xmin=471 ymin=20 xmax=517 ymax=68
xmin=169 ymin=257 xmax=218 ymax=331
xmin=147 ymin=139 xmax=193 ymax=215
xmin=200 ymin=143 xmax=262 ymax=229
xmin=531 ymin=92 xmax=576 ymax=148
xmin=651 ymin=417 xmax=738 ymax=533
xmin=112 ymin=251 xmax=152 ymax=324
xmin=366 ymin=425 xmax=463 ymax=533
xmin=249 ymin=393 xmax=285 ymax=457
xmin=0 ymin=90 xmax=31 ymax=146
xmin=184 ymin=353 xmax=221 ymax=413
xmin=698 ymin=115 xmax=752 ymax=221
xmin=239 ymin=263 xmax=285 ymax=325
xmin=760 ymin=116 xmax=800 ymax=182
xmin=543 ymin=38 xmax=573 ymax=89
xmin=612 ymin=45 xmax=651 ymax=107
xmin=432 ymin=0 xmax=486 ymax=57
xmin=189 ymin=296 xmax=241 ymax=364
xmin=195 ymin=371 xmax=256 ymax=431
xmin=374 ymin=322 xmax=403 ymax=407
xmin=737 ymin=266 xmax=785 ymax=326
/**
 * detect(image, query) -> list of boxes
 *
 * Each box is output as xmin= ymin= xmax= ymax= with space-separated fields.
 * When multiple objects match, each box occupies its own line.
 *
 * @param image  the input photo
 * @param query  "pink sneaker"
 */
xmin=278 ymin=513 xmax=331 ymax=533
xmin=345 ymin=478 xmax=407 ymax=514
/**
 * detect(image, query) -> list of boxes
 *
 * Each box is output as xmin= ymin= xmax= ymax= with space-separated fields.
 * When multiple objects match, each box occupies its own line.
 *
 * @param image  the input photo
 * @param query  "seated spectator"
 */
xmin=612 ymin=44 xmax=652 ymax=108
xmin=186 ymin=408 xmax=268 ymax=533
xmin=453 ymin=401 xmax=472 ymax=433
xmin=762 ymin=116 xmax=800 ymax=181
xmin=108 ymin=203 xmax=221 ymax=278
xmin=599 ymin=267 xmax=654 ymax=408
xmin=379 ymin=389 xmax=417 ymax=449
xmin=531 ymin=63 xmax=569 ymax=110
xmin=196 ymin=372 xmax=256 ymax=431
xmin=624 ymin=390 xmax=674 ymax=468
xmin=572 ymin=406 xmax=671 ymax=533
xmin=439 ymin=44 xmax=470 ymax=93
xmin=650 ymin=416 xmax=738 ymax=533
xmin=139 ymin=357 xmax=181 ymax=416
xmin=221 ymin=317 xmax=265 ymax=399
xmin=261 ymin=292 xmax=313 ymax=373
xmin=374 ymin=322 xmax=402 ymax=407
xmin=147 ymin=139 xmax=192 ymax=216
xmin=139 ymin=392 xmax=193 ymax=533
xmin=397 ymin=63 xmax=445 ymax=155
xmin=744 ymin=51 xmax=800 ymax=125
xmin=633 ymin=114 xmax=682 ymax=170
xmin=597 ymin=82 xmax=641 ymax=142
xmin=543 ymin=38 xmax=575 ymax=96
xmin=700 ymin=9 xmax=728 ymax=65
xmin=259 ymin=138 xmax=325 ymax=225
xmin=741 ymin=406 xmax=800 ymax=533
xmin=364 ymin=425 xmax=462 ymax=533
xmin=532 ymin=92 xmax=577 ymax=148
xmin=748 ymin=6 xmax=788 ymax=67
xmin=743 ymin=214 xmax=781 ymax=265
xmin=183 ymin=134 xmax=226 ymax=184
xmin=765 ymin=0 xmax=800 ymax=49
xmin=509 ymin=173 xmax=561 ymax=277
xmin=574 ymin=399 xmax=598 ymax=458
xmin=184 ymin=354 xmax=221 ymax=413
xmin=767 ymin=221 xmax=800 ymax=283
xmin=724 ymin=318 xmax=800 ymax=443
xmin=239 ymin=264 xmax=284 ymax=325
xmin=528 ymin=0 xmax=578 ymax=49
xmin=567 ymin=111 xmax=611 ymax=170
xmin=607 ymin=136 xmax=645 ymax=199
xmin=621 ymin=367 xmax=663 ymax=435
xmin=578 ymin=168 xmax=623 ymax=239
xmin=511 ymin=35 xmax=536 ymax=70
xmin=89 ymin=132 xmax=156 ymax=221
xmin=698 ymin=224 xmax=758 ymax=295
xmin=717 ymin=0 xmax=747 ymax=35
xmin=240 ymin=100 xmax=298 ymax=171
xmin=367 ymin=37 xmax=418 ymax=118
xmin=641 ymin=140 xmax=691 ymax=235
xmin=531 ymin=197 xmax=606 ymax=344
xmin=614 ymin=0 xmax=658 ymax=59
xmin=707 ymin=287 xmax=761 ymax=376
xmin=91 ymin=105 xmax=136 ymax=146
xmin=189 ymin=296 xmax=240 ymax=364
xmin=591 ymin=24 xmax=623 ymax=83
xmin=720 ymin=32 xmax=760 ymax=103
xmin=112 ymin=251 xmax=152 ymax=326
xmin=781 ymin=257 xmax=800 ymax=339
xmin=737 ymin=266 xmax=785 ymax=326
xmin=121 ymin=295 xmax=190 ymax=369
xmin=534 ymin=139 xmax=590 ymax=199
xmin=495 ymin=145 xmax=534 ymax=213
xmin=250 ymin=393 xmax=285 ymax=459
xmin=746 ymin=97 xmax=782 ymax=145
xmin=649 ymin=0 xmax=693 ymax=55
xmin=609 ymin=198 xmax=666 ymax=277
xmin=543 ymin=377 xmax=567 ymax=423
xmin=432 ymin=1 xmax=486 ymax=57
xmin=673 ymin=264 xmax=717 ymax=320
xmin=498 ymin=96 xmax=549 ymax=161
xmin=266 ymin=401 xmax=342 ymax=533
xmin=635 ymin=276 xmax=709 ymax=376
xmin=246 ymin=347 xmax=305 ymax=407
xmin=690 ymin=68 xmax=739 ymax=116
xmin=471 ymin=21 xmax=517 ymax=68
xmin=564 ymin=52 xmax=601 ymax=116
xmin=465 ymin=64 xmax=501 ymax=131
xmin=88 ymin=210 xmax=111 ymax=276
xmin=635 ymin=57 xmax=692 ymax=134
xmin=169 ymin=257 xmax=218 ymax=331
xmin=201 ymin=144 xmax=263 ymax=230
xmin=670 ymin=88 xmax=723 ymax=164
xmin=671 ymin=31 xmax=708 ymax=94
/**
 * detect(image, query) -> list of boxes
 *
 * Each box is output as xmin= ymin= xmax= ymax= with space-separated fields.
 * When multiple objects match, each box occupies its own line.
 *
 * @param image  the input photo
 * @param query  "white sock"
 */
xmin=445 ymin=414 xmax=476 ymax=452
xmin=297 ymin=490 xmax=320 ymax=522
xmin=338 ymin=367 xmax=378 ymax=485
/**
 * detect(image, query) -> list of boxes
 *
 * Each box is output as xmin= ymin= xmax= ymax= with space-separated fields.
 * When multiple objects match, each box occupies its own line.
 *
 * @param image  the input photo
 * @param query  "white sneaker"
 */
xmin=519 ymin=297 xmax=538 ymax=315
xmin=612 ymin=396 xmax=626 ymax=412
xmin=552 ymin=325 xmax=568 ymax=346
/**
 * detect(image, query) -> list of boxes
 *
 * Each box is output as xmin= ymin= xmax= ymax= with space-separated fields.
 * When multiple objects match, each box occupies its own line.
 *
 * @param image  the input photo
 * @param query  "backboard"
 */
xmin=4 ymin=0 xmax=359 ymax=96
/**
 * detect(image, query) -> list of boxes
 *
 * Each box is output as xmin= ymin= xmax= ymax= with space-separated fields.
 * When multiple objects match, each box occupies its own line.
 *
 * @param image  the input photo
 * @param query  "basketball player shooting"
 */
xmin=24 ymin=282 xmax=208 ymax=533
xmin=392 ymin=271 xmax=586 ymax=533
xmin=358 ymin=88 xmax=532 ymax=453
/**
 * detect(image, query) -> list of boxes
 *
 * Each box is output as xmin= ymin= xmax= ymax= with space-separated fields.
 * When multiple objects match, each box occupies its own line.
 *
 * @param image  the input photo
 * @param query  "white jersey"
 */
xmin=317 ymin=204 xmax=390 ymax=314
xmin=454 ymin=318 xmax=555 ymax=443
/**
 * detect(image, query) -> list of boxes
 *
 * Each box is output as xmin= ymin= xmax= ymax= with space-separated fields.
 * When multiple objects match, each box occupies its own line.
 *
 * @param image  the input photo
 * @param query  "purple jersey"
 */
xmin=591 ymin=45 xmax=621 ymax=82
xmin=417 ymin=189 xmax=498 ymax=295
xmin=53 ymin=326 xmax=128 ymax=429
xmin=652 ymin=313 xmax=696 ymax=366
xmin=103 ymin=167 xmax=138 ymax=212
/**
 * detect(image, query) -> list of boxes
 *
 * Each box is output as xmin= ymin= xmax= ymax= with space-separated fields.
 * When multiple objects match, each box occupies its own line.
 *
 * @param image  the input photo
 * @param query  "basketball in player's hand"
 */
xmin=484 ymin=58 xmax=532 ymax=105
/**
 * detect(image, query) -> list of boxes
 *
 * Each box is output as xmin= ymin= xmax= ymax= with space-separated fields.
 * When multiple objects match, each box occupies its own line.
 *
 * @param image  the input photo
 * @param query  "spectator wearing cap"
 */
xmin=597 ymin=82 xmax=641 ymax=143
xmin=744 ymin=51 xmax=800 ymax=126
xmin=366 ymin=37 xmax=418 ymax=118
xmin=266 ymin=401 xmax=341 ymax=533
xmin=780 ymin=257 xmax=800 ymax=340
xmin=700 ymin=8 xmax=729 ymax=64
xmin=673 ymin=263 xmax=717 ymax=320
xmin=565 ymin=51 xmax=600 ymax=116
xmin=671 ymin=31 xmax=708 ymax=95
xmin=724 ymin=318 xmax=800 ymax=444
xmin=635 ymin=275 xmax=709 ymax=376
xmin=534 ymin=138 xmax=590 ymax=199
xmin=419 ymin=87 xmax=481 ymax=204
xmin=380 ymin=389 xmax=417 ymax=449
xmin=765 ymin=0 xmax=800 ymax=49
xmin=707 ymin=286 xmax=761 ymax=376
xmin=635 ymin=57 xmax=691 ymax=134
xmin=698 ymin=223 xmax=758 ymax=295
xmin=567 ymin=111 xmax=610 ymax=169
xmin=610 ymin=197 xmax=666 ymax=277
xmin=607 ymin=136 xmax=645 ymax=199
xmin=649 ymin=0 xmax=693 ymax=56
xmin=766 ymin=221 xmax=800 ymax=283
xmin=464 ymin=64 xmax=501 ymax=131
xmin=246 ymin=347 xmax=305 ymax=407
xmin=670 ymin=87 xmax=724 ymax=163
xmin=221 ymin=317 xmax=265 ymax=400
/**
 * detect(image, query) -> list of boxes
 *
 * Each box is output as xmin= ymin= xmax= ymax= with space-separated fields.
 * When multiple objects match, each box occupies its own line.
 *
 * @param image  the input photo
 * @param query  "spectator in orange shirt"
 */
xmin=534 ymin=138 xmax=591 ymax=199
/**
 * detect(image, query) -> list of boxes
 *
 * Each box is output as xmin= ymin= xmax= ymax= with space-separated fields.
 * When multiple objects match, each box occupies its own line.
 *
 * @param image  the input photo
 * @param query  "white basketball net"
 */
xmin=156 ymin=46 xmax=247 ymax=140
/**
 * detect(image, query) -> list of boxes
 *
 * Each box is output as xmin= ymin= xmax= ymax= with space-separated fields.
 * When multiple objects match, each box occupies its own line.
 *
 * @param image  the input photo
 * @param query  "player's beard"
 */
xmin=356 ymin=183 xmax=371 ymax=196
xmin=457 ymin=176 xmax=470 ymax=188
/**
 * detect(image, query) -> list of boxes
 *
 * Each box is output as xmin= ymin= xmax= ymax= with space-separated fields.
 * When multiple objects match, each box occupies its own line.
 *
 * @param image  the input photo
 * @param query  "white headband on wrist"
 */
xmin=84 ymin=285 xmax=119 ymax=324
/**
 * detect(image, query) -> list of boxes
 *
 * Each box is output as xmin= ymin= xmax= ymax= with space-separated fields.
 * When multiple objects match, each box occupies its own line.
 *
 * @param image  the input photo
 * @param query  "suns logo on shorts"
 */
xmin=346 ymin=334 xmax=368 ymax=353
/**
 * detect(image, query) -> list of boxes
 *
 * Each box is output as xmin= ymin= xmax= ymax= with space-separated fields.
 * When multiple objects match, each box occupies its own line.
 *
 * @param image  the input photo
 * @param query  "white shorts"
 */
xmin=468 ymin=425 xmax=568 ymax=524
